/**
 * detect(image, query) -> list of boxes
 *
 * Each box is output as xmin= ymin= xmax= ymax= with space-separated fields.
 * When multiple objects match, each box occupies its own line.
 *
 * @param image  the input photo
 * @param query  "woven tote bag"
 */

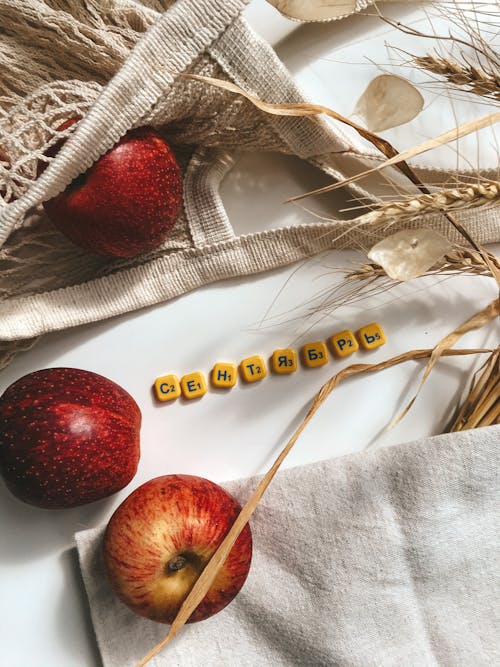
xmin=0 ymin=0 xmax=498 ymax=369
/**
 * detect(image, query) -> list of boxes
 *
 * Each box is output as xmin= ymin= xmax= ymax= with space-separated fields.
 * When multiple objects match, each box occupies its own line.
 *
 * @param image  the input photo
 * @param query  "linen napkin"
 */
xmin=76 ymin=426 xmax=500 ymax=667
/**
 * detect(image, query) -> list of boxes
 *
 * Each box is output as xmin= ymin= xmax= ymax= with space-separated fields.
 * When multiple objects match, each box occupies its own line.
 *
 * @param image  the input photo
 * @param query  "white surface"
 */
xmin=1 ymin=4 xmax=498 ymax=667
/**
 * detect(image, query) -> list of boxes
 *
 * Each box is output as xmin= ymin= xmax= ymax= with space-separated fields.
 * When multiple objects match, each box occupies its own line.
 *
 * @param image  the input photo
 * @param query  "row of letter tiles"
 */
xmin=154 ymin=323 xmax=386 ymax=401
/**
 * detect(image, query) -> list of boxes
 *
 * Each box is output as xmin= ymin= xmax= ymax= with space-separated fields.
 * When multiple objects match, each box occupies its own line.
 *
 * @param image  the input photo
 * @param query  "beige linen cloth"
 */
xmin=76 ymin=425 xmax=500 ymax=666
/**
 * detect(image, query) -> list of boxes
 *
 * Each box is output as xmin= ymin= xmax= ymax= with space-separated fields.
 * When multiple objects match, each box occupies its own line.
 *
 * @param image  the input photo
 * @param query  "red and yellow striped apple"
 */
xmin=103 ymin=474 xmax=252 ymax=624
xmin=0 ymin=368 xmax=141 ymax=508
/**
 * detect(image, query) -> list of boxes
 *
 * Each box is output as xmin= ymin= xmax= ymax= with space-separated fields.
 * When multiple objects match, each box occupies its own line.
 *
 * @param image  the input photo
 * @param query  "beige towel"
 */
xmin=76 ymin=425 xmax=500 ymax=666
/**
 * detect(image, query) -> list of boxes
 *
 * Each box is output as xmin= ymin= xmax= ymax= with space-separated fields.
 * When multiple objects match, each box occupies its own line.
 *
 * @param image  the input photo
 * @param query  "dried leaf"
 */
xmin=266 ymin=0 xmax=357 ymax=21
xmin=367 ymin=229 xmax=452 ymax=281
xmin=136 ymin=345 xmax=492 ymax=667
xmin=355 ymin=75 xmax=424 ymax=132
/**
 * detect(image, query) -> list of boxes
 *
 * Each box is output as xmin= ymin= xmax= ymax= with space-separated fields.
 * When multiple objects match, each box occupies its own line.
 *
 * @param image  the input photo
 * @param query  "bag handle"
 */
xmin=184 ymin=147 xmax=237 ymax=247
xmin=181 ymin=15 xmax=361 ymax=249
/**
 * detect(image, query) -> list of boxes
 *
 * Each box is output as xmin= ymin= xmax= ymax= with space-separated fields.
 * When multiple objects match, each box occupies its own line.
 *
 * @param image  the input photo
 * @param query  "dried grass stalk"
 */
xmin=136 ymin=345 xmax=493 ymax=666
xmin=353 ymin=181 xmax=500 ymax=228
xmin=415 ymin=54 xmax=500 ymax=102
xmin=448 ymin=350 xmax=500 ymax=430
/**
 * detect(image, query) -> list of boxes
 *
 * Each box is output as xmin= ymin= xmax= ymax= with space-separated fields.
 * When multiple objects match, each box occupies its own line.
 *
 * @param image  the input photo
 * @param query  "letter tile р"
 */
xmin=329 ymin=329 xmax=359 ymax=358
xmin=154 ymin=374 xmax=181 ymax=402
xmin=239 ymin=355 xmax=267 ymax=383
xmin=211 ymin=362 xmax=237 ymax=389
xmin=180 ymin=372 xmax=208 ymax=399
xmin=357 ymin=322 xmax=387 ymax=351
xmin=271 ymin=348 xmax=297 ymax=374
xmin=301 ymin=342 xmax=329 ymax=368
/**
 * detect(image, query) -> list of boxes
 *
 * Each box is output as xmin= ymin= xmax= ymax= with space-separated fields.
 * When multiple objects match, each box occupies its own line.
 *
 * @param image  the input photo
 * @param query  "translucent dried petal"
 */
xmin=367 ymin=229 xmax=452 ymax=281
xmin=266 ymin=0 xmax=357 ymax=22
xmin=355 ymin=75 xmax=424 ymax=132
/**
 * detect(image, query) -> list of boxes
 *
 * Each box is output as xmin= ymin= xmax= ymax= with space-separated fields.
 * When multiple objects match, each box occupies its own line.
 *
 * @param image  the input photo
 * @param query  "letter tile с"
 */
xmin=154 ymin=374 xmax=181 ymax=402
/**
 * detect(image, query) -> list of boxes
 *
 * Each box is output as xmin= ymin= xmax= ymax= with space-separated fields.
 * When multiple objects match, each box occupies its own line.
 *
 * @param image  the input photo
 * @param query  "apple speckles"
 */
xmin=42 ymin=123 xmax=183 ymax=258
xmin=0 ymin=368 xmax=141 ymax=509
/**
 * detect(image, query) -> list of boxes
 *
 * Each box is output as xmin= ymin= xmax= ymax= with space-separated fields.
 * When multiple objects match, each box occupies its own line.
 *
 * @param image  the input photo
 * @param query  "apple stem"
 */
xmin=167 ymin=555 xmax=187 ymax=573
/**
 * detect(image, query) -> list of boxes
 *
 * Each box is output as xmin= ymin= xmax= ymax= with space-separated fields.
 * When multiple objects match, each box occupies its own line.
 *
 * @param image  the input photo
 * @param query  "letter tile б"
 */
xmin=302 ymin=342 xmax=329 ymax=368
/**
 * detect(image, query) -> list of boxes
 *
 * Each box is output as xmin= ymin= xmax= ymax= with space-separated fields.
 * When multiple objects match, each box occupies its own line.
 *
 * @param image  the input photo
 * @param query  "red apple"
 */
xmin=103 ymin=475 xmax=252 ymax=624
xmin=42 ymin=118 xmax=183 ymax=258
xmin=0 ymin=368 xmax=141 ymax=509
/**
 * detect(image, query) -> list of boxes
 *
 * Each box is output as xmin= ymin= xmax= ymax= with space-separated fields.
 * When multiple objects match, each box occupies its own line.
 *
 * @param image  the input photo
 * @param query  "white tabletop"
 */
xmin=1 ymin=3 xmax=498 ymax=666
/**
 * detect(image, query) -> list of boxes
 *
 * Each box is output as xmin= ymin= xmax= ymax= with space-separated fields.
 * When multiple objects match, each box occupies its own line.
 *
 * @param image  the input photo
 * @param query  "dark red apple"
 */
xmin=0 ymin=368 xmax=141 ymax=509
xmin=42 ymin=118 xmax=183 ymax=258
xmin=103 ymin=475 xmax=252 ymax=624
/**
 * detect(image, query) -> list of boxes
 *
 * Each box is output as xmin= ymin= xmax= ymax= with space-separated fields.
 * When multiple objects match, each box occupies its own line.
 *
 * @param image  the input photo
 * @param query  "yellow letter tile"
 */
xmin=357 ymin=322 xmax=387 ymax=350
xmin=239 ymin=355 xmax=267 ymax=383
xmin=271 ymin=348 xmax=297 ymax=374
xmin=211 ymin=362 xmax=237 ymax=388
xmin=330 ymin=330 xmax=359 ymax=358
xmin=154 ymin=374 xmax=181 ymax=402
xmin=301 ymin=342 xmax=329 ymax=368
xmin=180 ymin=372 xmax=207 ymax=399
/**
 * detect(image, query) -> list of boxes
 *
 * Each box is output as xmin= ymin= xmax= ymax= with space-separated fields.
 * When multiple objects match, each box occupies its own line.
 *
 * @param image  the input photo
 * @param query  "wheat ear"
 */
xmin=347 ymin=248 xmax=500 ymax=283
xmin=414 ymin=54 xmax=500 ymax=102
xmin=353 ymin=181 xmax=500 ymax=228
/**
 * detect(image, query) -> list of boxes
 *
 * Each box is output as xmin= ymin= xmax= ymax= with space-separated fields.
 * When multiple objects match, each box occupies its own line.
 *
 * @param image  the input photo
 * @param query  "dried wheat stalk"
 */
xmin=346 ymin=247 xmax=500 ymax=283
xmin=448 ymin=349 xmax=500 ymax=430
xmin=414 ymin=54 xmax=500 ymax=102
xmin=352 ymin=181 xmax=500 ymax=228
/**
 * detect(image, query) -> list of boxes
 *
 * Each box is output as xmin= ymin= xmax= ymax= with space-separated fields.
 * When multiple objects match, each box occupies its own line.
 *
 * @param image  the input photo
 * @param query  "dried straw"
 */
xmin=448 ymin=349 xmax=500 ymax=430
xmin=135 ymin=344 xmax=493 ymax=666
xmin=414 ymin=54 xmax=500 ymax=102
xmin=352 ymin=181 xmax=500 ymax=228
xmin=390 ymin=299 xmax=500 ymax=427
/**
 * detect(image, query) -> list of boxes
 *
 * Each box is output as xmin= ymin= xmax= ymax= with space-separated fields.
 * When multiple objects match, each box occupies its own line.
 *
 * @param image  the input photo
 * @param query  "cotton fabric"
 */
xmin=76 ymin=425 xmax=500 ymax=666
